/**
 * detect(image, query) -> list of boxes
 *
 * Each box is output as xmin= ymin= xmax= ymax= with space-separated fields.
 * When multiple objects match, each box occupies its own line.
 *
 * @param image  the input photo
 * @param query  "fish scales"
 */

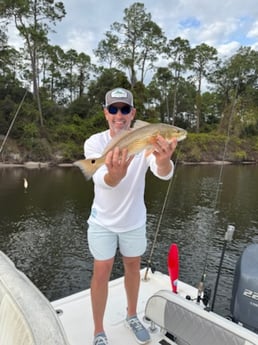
xmin=74 ymin=122 xmax=187 ymax=180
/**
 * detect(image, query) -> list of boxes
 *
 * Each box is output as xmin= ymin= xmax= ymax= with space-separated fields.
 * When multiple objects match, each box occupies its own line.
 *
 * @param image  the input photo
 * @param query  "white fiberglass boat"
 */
xmin=0 ymin=239 xmax=258 ymax=345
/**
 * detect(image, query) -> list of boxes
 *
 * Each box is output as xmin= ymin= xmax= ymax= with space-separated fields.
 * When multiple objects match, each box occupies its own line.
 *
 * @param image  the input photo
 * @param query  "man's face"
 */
xmin=104 ymin=102 xmax=136 ymax=137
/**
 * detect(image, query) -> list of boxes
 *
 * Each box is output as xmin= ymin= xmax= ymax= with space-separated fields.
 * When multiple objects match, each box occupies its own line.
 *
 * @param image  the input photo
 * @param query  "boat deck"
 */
xmin=2 ymin=248 xmax=258 ymax=345
xmin=52 ymin=269 xmax=197 ymax=345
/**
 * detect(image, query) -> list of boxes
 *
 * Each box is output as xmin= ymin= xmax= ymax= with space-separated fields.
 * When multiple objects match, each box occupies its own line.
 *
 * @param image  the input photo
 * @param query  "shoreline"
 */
xmin=0 ymin=162 xmax=74 ymax=168
xmin=0 ymin=160 xmax=257 ymax=169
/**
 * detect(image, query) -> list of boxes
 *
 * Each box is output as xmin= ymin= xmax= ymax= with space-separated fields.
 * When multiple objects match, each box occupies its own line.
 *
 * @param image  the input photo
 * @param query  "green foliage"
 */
xmin=51 ymin=113 xmax=107 ymax=158
xmin=22 ymin=122 xmax=39 ymax=140
xmin=180 ymin=133 xmax=229 ymax=161
xmin=57 ymin=141 xmax=81 ymax=161
xmin=233 ymin=150 xmax=247 ymax=161
xmin=66 ymin=95 xmax=91 ymax=118
xmin=87 ymin=68 xmax=131 ymax=107
xmin=1 ymin=3 xmax=258 ymax=163
xmin=21 ymin=137 xmax=52 ymax=161
xmin=0 ymin=96 xmax=16 ymax=133
xmin=53 ymin=113 xmax=107 ymax=160
xmin=54 ymin=115 xmax=87 ymax=144
xmin=109 ymin=2 xmax=166 ymax=85
xmin=84 ymin=113 xmax=107 ymax=135
xmin=41 ymin=99 xmax=64 ymax=122
xmin=178 ymin=133 xmax=258 ymax=163
xmin=18 ymin=123 xmax=51 ymax=160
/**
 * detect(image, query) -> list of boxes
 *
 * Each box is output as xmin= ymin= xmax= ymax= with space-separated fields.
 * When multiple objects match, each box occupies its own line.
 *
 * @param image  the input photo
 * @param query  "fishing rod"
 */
xmin=142 ymin=131 xmax=185 ymax=283
xmin=143 ymin=170 xmax=176 ymax=281
xmin=195 ymin=78 xmax=241 ymax=308
xmin=0 ymin=89 xmax=28 ymax=156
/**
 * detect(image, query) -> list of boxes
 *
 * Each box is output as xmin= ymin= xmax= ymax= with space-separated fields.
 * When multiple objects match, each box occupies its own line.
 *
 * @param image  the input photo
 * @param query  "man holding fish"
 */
xmin=77 ymin=87 xmax=186 ymax=345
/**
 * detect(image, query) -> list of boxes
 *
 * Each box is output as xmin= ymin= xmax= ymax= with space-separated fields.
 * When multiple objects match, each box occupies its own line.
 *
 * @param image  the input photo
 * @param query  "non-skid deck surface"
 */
xmin=52 ymin=269 xmax=195 ymax=345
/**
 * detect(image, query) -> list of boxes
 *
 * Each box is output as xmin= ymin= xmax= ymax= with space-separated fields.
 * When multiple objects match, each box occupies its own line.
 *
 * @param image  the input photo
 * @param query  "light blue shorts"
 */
xmin=87 ymin=223 xmax=147 ymax=260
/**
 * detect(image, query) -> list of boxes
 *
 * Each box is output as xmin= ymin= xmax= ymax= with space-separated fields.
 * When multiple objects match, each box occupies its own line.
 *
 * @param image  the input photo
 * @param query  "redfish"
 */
xmin=74 ymin=121 xmax=187 ymax=179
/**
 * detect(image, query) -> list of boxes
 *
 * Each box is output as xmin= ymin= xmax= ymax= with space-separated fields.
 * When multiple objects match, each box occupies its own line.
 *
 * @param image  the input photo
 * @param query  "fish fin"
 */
xmin=133 ymin=119 xmax=150 ymax=129
xmin=74 ymin=158 xmax=100 ymax=180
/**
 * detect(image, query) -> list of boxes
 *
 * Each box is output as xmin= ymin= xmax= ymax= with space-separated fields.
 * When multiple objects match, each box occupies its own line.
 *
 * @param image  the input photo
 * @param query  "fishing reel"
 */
xmin=186 ymin=286 xmax=212 ymax=307
xmin=202 ymin=287 xmax=212 ymax=306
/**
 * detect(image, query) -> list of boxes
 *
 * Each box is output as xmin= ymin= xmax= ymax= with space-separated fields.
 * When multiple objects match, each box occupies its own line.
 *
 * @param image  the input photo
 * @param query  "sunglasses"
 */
xmin=107 ymin=105 xmax=132 ymax=115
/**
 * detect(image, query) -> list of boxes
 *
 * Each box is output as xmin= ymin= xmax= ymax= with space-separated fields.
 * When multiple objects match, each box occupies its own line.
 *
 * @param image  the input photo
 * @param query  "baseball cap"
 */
xmin=105 ymin=88 xmax=134 ymax=107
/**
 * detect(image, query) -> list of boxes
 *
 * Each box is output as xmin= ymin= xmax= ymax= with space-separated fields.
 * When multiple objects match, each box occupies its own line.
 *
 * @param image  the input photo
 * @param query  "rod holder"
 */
xmin=211 ymin=224 xmax=235 ymax=311
xmin=225 ymin=224 xmax=235 ymax=242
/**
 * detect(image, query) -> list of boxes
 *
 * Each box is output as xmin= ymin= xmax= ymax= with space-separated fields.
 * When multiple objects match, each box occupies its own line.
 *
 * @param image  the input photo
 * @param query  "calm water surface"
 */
xmin=0 ymin=164 xmax=258 ymax=317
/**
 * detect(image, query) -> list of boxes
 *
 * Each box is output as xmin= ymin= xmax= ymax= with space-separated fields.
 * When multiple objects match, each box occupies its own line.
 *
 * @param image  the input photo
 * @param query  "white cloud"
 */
xmin=8 ymin=0 xmax=258 ymax=65
xmin=7 ymin=24 xmax=22 ymax=49
xmin=54 ymin=1 xmax=257 ymax=55
xmin=56 ymin=29 xmax=95 ymax=54
xmin=247 ymin=20 xmax=258 ymax=38
xmin=217 ymin=41 xmax=241 ymax=58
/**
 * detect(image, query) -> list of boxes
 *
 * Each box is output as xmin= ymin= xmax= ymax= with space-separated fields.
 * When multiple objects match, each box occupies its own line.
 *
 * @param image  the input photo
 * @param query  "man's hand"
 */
xmin=104 ymin=147 xmax=134 ymax=186
xmin=152 ymin=135 xmax=177 ymax=176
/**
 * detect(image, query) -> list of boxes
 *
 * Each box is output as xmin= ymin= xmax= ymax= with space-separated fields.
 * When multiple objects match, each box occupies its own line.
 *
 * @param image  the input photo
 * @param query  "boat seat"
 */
xmin=145 ymin=289 xmax=258 ymax=345
xmin=0 ymin=251 xmax=70 ymax=345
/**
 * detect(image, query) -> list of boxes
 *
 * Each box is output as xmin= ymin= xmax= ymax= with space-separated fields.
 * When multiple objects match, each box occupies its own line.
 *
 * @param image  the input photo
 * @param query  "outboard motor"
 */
xmin=230 ymin=243 xmax=258 ymax=333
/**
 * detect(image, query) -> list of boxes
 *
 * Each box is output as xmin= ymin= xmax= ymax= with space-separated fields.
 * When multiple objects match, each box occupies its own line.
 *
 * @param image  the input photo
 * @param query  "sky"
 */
xmin=46 ymin=0 xmax=258 ymax=60
xmin=8 ymin=0 xmax=258 ymax=75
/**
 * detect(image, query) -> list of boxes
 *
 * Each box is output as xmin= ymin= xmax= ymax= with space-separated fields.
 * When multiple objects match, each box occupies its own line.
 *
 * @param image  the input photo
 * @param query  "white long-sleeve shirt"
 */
xmin=84 ymin=129 xmax=174 ymax=233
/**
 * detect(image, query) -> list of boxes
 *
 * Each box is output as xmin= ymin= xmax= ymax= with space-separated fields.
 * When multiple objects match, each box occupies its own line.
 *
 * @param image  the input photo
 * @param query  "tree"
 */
xmin=88 ymin=68 xmax=131 ymax=110
xmin=63 ymin=49 xmax=79 ymax=103
xmin=0 ymin=0 xmax=66 ymax=126
xmin=109 ymin=2 xmax=166 ymax=86
xmin=164 ymin=37 xmax=191 ymax=124
xmin=67 ymin=68 xmax=131 ymax=119
xmin=41 ymin=44 xmax=65 ymax=103
xmin=188 ymin=43 xmax=218 ymax=132
xmin=149 ymin=67 xmax=173 ymax=123
xmin=94 ymin=31 xmax=120 ymax=68
xmin=209 ymin=47 xmax=258 ymax=135
xmin=77 ymin=52 xmax=91 ymax=97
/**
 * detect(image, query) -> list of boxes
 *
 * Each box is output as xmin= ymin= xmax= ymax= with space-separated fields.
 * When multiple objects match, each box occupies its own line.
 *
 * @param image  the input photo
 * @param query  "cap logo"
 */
xmin=111 ymin=88 xmax=127 ymax=98
xmin=105 ymin=87 xmax=133 ymax=107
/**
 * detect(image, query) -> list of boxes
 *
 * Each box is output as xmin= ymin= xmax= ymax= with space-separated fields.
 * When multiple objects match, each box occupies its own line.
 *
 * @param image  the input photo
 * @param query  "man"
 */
xmin=84 ymin=87 xmax=177 ymax=345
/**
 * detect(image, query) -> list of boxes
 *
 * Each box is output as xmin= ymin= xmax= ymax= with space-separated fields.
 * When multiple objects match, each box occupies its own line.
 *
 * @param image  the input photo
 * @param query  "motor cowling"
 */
xmin=230 ymin=243 xmax=258 ymax=333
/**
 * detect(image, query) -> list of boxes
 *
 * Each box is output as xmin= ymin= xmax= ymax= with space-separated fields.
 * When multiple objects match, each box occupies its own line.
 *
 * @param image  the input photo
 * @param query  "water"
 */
xmin=0 ymin=164 xmax=258 ymax=317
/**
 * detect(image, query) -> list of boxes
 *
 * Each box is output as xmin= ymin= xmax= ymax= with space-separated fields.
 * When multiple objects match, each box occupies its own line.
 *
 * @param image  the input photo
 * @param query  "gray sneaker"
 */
xmin=125 ymin=315 xmax=150 ymax=344
xmin=93 ymin=332 xmax=109 ymax=345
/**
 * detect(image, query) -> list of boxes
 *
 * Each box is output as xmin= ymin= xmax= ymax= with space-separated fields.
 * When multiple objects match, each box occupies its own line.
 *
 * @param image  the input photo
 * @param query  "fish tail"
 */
xmin=73 ymin=158 xmax=100 ymax=180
